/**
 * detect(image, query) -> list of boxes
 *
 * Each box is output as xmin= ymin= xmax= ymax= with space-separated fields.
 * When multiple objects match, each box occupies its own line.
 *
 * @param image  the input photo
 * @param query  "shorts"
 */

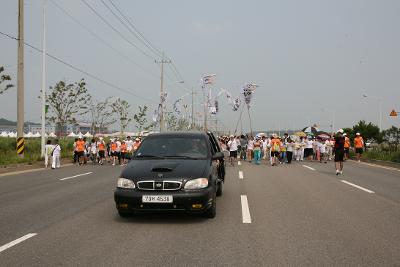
xmin=355 ymin=148 xmax=363 ymax=154
xmin=111 ymin=151 xmax=120 ymax=157
xmin=271 ymin=151 xmax=280 ymax=157
xmin=121 ymin=152 xmax=127 ymax=159
xmin=344 ymin=148 xmax=350 ymax=154
xmin=229 ymin=151 xmax=238 ymax=158
xmin=334 ymin=149 xmax=344 ymax=162
xmin=77 ymin=151 xmax=84 ymax=157
xmin=98 ymin=150 xmax=105 ymax=158
xmin=304 ymin=148 xmax=313 ymax=157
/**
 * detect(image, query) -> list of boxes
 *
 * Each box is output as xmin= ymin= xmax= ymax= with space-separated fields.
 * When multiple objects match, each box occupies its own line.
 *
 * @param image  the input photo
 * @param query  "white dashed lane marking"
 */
xmin=0 ymin=233 xmax=37 ymax=253
xmin=241 ymin=195 xmax=252 ymax=223
xmin=302 ymin=165 xmax=316 ymax=171
xmin=238 ymin=161 xmax=242 ymax=166
xmin=59 ymin=172 xmax=93 ymax=181
xmin=341 ymin=180 xmax=375 ymax=194
xmin=239 ymin=171 xmax=244 ymax=179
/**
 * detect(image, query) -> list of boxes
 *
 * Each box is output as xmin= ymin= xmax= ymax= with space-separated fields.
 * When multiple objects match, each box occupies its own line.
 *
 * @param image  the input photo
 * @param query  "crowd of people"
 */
xmin=219 ymin=130 xmax=365 ymax=175
xmin=72 ymin=136 xmax=142 ymax=166
xmin=44 ymin=136 xmax=142 ymax=169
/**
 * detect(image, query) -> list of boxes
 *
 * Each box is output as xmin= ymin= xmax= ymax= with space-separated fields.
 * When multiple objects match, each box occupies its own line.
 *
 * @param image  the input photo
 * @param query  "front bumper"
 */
xmin=114 ymin=186 xmax=215 ymax=214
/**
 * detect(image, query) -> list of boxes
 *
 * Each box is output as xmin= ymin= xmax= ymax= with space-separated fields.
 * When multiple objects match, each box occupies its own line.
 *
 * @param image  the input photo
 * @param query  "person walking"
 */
xmin=344 ymin=133 xmax=350 ymax=160
xmin=334 ymin=129 xmax=345 ymax=175
xmin=354 ymin=132 xmax=365 ymax=162
xmin=253 ymin=137 xmax=262 ymax=165
xmin=44 ymin=139 xmax=53 ymax=168
xmin=51 ymin=139 xmax=61 ymax=169
xmin=227 ymin=135 xmax=239 ymax=166
xmin=247 ymin=136 xmax=254 ymax=163
xmin=97 ymin=137 xmax=106 ymax=165
xmin=76 ymin=136 xmax=85 ymax=166
xmin=239 ymin=135 xmax=247 ymax=160
xmin=286 ymin=138 xmax=294 ymax=164
xmin=270 ymin=134 xmax=281 ymax=166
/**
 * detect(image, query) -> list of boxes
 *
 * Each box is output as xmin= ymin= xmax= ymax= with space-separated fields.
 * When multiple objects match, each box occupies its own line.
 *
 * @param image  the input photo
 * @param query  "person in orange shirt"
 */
xmin=97 ymin=137 xmax=106 ymax=165
xmin=354 ymin=132 xmax=365 ymax=162
xmin=110 ymin=139 xmax=118 ymax=166
xmin=120 ymin=141 xmax=127 ymax=166
xmin=343 ymin=133 xmax=351 ymax=160
xmin=269 ymin=134 xmax=282 ymax=166
xmin=76 ymin=136 xmax=86 ymax=166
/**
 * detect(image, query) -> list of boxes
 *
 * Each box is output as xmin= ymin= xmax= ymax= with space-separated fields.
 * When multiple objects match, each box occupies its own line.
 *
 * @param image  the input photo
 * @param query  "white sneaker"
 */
xmin=336 ymin=170 xmax=339 ymax=175
xmin=340 ymin=171 xmax=343 ymax=175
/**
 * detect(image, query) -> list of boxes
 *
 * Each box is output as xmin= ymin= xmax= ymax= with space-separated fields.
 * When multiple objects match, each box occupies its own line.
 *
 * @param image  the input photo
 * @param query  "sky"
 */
xmin=1 ymin=0 xmax=399 ymax=133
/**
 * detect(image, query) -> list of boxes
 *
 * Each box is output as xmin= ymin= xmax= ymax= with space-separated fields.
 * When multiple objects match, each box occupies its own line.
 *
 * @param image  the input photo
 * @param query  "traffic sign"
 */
xmin=389 ymin=109 xmax=398 ymax=117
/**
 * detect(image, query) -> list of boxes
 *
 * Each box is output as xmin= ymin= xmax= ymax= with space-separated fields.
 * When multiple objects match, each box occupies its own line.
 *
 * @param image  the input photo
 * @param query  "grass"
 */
xmin=0 ymin=137 xmax=75 ymax=166
xmin=363 ymin=149 xmax=400 ymax=163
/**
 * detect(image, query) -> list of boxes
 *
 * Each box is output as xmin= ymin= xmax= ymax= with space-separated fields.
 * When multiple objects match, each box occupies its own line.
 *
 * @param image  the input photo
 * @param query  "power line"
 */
xmin=0 ymin=30 xmax=157 ymax=104
xmin=105 ymin=0 xmax=163 ymax=58
xmin=80 ymin=0 xmax=156 ymax=60
xmin=50 ymin=0 xmax=159 ymax=80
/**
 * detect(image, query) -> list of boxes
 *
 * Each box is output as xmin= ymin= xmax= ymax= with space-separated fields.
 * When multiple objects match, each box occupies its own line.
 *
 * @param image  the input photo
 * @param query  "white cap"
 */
xmin=356 ymin=132 xmax=360 ymax=135
xmin=337 ymin=129 xmax=344 ymax=134
xmin=230 ymin=135 xmax=234 ymax=138
xmin=343 ymin=133 xmax=347 ymax=136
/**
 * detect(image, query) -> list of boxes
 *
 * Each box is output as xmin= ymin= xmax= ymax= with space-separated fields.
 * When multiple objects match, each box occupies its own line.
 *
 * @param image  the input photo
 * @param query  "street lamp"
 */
xmin=40 ymin=0 xmax=48 ymax=157
xmin=363 ymin=94 xmax=382 ymax=131
xmin=322 ymin=108 xmax=335 ymax=135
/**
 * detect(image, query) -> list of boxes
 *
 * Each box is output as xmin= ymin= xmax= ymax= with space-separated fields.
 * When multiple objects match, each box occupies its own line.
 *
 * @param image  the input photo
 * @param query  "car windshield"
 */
xmin=135 ymin=136 xmax=208 ymax=159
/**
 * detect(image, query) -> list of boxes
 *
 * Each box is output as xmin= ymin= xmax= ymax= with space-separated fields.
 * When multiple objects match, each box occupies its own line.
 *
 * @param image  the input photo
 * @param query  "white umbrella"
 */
xmin=84 ymin=131 xmax=93 ymax=138
xmin=24 ymin=132 xmax=33 ymax=138
xmin=67 ymin=132 xmax=76 ymax=137
xmin=49 ymin=132 xmax=57 ymax=138
xmin=8 ymin=132 xmax=16 ymax=138
xmin=77 ymin=132 xmax=83 ymax=138
xmin=0 ymin=131 xmax=8 ymax=137
xmin=33 ymin=132 xmax=41 ymax=138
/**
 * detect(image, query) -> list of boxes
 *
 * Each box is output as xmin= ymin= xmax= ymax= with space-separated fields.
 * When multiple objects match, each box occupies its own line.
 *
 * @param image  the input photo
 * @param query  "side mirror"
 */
xmin=212 ymin=151 xmax=224 ymax=160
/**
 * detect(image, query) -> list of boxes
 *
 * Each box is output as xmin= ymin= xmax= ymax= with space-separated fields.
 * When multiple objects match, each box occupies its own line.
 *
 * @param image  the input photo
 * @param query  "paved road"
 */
xmin=0 ymin=159 xmax=399 ymax=266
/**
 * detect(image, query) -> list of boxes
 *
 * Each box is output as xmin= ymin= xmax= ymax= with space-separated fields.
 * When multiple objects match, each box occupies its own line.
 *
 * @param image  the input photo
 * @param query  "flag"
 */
xmin=202 ymin=74 xmax=216 ymax=86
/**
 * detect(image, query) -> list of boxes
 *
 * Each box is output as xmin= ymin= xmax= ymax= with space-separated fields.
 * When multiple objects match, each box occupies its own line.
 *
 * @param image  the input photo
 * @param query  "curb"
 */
xmin=0 ymin=163 xmax=74 ymax=177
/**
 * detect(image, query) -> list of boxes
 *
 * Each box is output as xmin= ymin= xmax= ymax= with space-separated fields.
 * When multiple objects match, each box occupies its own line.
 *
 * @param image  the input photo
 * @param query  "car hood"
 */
xmin=120 ymin=159 xmax=209 ymax=181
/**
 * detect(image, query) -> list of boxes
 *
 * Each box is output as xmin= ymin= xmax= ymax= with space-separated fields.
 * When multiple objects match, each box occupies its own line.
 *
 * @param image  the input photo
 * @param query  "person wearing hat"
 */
xmin=51 ymin=139 xmax=61 ymax=169
xmin=253 ymin=136 xmax=262 ymax=165
xmin=97 ymin=137 xmax=106 ymax=165
xmin=227 ymin=135 xmax=239 ymax=166
xmin=125 ymin=136 xmax=134 ymax=160
xmin=343 ymin=133 xmax=350 ymax=160
xmin=132 ymin=137 xmax=141 ymax=153
xmin=270 ymin=134 xmax=282 ymax=166
xmin=334 ymin=129 xmax=345 ymax=175
xmin=354 ymin=133 xmax=365 ymax=162
xmin=76 ymin=136 xmax=85 ymax=166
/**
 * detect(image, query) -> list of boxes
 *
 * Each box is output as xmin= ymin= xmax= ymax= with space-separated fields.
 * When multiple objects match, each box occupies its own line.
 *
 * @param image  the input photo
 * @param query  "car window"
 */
xmin=135 ymin=136 xmax=208 ymax=159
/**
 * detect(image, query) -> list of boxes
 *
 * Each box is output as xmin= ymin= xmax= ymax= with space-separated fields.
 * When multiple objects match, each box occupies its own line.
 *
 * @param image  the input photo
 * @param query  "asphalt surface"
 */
xmin=0 ymin=159 xmax=399 ymax=266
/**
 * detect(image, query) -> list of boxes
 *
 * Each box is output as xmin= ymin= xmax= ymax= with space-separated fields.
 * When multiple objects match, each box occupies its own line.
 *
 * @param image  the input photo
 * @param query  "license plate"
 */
xmin=142 ymin=195 xmax=173 ymax=203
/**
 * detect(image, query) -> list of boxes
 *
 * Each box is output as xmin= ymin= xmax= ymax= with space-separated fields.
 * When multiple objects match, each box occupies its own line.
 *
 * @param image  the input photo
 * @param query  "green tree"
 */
xmin=382 ymin=126 xmax=400 ymax=150
xmin=352 ymin=120 xmax=382 ymax=143
xmin=89 ymin=97 xmax=116 ymax=134
xmin=0 ymin=66 xmax=14 ymax=95
xmin=133 ymin=105 xmax=148 ymax=132
xmin=111 ymin=98 xmax=131 ymax=133
xmin=46 ymin=79 xmax=91 ymax=135
xmin=165 ymin=112 xmax=177 ymax=131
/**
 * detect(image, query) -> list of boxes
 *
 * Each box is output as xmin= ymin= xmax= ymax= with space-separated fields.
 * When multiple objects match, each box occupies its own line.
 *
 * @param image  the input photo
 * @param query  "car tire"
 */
xmin=203 ymin=194 xmax=216 ymax=218
xmin=118 ymin=210 xmax=133 ymax=218
xmin=216 ymin=181 xmax=223 ymax=197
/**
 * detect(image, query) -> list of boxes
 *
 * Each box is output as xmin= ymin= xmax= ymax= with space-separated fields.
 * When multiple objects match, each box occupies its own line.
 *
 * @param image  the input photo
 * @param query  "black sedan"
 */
xmin=114 ymin=131 xmax=225 ymax=218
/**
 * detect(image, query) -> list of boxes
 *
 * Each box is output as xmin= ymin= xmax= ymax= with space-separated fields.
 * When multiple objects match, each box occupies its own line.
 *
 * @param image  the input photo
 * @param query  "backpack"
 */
xmin=273 ymin=141 xmax=280 ymax=152
xmin=51 ymin=144 xmax=59 ymax=156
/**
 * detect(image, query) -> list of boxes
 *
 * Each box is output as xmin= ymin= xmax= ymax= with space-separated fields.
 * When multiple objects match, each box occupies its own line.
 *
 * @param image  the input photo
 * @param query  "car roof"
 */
xmin=146 ymin=131 xmax=209 ymax=138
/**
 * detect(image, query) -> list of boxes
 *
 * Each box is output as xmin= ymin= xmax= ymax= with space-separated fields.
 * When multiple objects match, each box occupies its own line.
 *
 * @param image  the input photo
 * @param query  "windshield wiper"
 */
xmin=135 ymin=154 xmax=163 ymax=159
xmin=163 ymin=155 xmax=200 ymax=160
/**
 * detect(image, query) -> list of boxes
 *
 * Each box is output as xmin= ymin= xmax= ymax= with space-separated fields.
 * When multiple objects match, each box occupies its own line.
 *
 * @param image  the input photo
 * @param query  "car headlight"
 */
xmin=184 ymin=178 xmax=208 ymax=190
xmin=117 ymin=178 xmax=135 ymax=189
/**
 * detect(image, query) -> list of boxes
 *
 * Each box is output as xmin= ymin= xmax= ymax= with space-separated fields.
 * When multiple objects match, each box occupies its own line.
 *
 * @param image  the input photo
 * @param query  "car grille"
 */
xmin=137 ymin=180 xmax=182 ymax=191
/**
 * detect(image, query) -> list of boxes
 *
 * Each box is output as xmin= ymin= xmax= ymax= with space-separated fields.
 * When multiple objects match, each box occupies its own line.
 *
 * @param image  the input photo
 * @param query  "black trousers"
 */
xmin=286 ymin=151 xmax=293 ymax=164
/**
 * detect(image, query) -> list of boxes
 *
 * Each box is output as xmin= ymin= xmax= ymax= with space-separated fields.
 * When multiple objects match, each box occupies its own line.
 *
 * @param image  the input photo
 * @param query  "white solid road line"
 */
xmin=238 ymin=161 xmax=242 ymax=166
xmin=302 ymin=165 xmax=316 ymax=171
xmin=59 ymin=172 xmax=93 ymax=181
xmin=240 ymin=195 xmax=252 ymax=224
xmin=239 ymin=171 xmax=244 ymax=179
xmin=0 ymin=233 xmax=37 ymax=253
xmin=353 ymin=160 xmax=400 ymax=172
xmin=341 ymin=180 xmax=375 ymax=194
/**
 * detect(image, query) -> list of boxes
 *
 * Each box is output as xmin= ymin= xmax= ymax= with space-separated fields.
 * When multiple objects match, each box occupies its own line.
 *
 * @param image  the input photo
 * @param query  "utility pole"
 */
xmin=41 ymin=0 xmax=47 ymax=158
xmin=202 ymin=87 xmax=207 ymax=131
xmin=17 ymin=0 xmax=25 ymax=157
xmin=191 ymin=88 xmax=195 ymax=129
xmin=155 ymin=52 xmax=171 ymax=132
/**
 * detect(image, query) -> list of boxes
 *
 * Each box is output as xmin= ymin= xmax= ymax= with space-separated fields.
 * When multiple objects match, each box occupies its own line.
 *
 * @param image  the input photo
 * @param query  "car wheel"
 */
xmin=203 ymin=194 xmax=216 ymax=218
xmin=216 ymin=181 xmax=223 ymax=197
xmin=118 ymin=210 xmax=133 ymax=218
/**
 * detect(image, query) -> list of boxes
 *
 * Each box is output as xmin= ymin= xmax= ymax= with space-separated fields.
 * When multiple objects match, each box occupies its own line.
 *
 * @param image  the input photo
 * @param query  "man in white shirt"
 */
xmin=227 ymin=135 xmax=239 ymax=166
xmin=125 ymin=136 xmax=134 ymax=159
xmin=51 ymin=139 xmax=61 ymax=169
